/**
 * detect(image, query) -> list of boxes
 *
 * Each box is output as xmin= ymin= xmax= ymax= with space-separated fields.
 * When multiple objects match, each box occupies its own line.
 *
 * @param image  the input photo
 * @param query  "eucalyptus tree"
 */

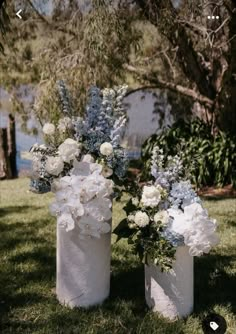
xmin=0 ymin=0 xmax=10 ymax=53
xmin=1 ymin=0 xmax=236 ymax=134
xmin=131 ymin=0 xmax=236 ymax=134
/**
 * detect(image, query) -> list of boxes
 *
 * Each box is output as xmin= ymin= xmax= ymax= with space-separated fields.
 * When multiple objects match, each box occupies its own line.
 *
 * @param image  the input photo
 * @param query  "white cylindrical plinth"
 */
xmin=145 ymin=246 xmax=194 ymax=320
xmin=56 ymin=222 xmax=111 ymax=308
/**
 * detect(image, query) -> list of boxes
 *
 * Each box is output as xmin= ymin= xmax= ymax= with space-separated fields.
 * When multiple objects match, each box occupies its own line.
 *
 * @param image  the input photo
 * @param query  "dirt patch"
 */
xmin=198 ymin=185 xmax=236 ymax=198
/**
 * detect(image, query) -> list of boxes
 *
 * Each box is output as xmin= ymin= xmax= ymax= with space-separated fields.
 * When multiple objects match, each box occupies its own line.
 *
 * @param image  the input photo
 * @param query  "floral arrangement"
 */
xmin=114 ymin=146 xmax=220 ymax=271
xmin=30 ymin=82 xmax=128 ymax=238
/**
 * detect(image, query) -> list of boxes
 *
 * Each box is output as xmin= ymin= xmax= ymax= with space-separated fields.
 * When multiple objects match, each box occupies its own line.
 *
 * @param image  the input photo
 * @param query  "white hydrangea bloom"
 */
xmin=83 ymin=197 xmax=112 ymax=222
xmin=50 ymin=161 xmax=113 ymax=237
xmin=167 ymin=203 xmax=220 ymax=256
xmin=141 ymin=185 xmax=162 ymax=208
xmin=100 ymin=142 xmax=113 ymax=156
xmin=134 ymin=211 xmax=149 ymax=228
xmin=43 ymin=123 xmax=55 ymax=135
xmin=45 ymin=156 xmax=64 ymax=176
xmin=58 ymin=138 xmax=80 ymax=163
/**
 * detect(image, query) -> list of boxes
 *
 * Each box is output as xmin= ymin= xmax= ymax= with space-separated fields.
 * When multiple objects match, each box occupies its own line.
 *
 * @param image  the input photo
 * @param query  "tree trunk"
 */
xmin=0 ymin=114 xmax=17 ymax=179
xmin=218 ymin=2 xmax=236 ymax=134
xmin=7 ymin=114 xmax=17 ymax=178
xmin=0 ymin=127 xmax=11 ymax=179
xmin=135 ymin=0 xmax=236 ymax=134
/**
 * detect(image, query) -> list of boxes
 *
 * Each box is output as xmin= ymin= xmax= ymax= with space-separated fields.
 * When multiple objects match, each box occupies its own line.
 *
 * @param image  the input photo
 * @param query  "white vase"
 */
xmin=56 ymin=221 xmax=111 ymax=308
xmin=145 ymin=246 xmax=194 ymax=320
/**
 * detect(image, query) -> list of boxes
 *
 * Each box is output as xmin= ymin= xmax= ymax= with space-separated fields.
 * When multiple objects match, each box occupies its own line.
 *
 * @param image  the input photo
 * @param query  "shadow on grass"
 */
xmin=0 ymin=217 xmax=56 ymax=324
xmin=110 ymin=263 xmax=144 ymax=299
xmin=200 ymin=196 xmax=236 ymax=201
xmin=0 ymin=219 xmax=54 ymax=248
xmin=194 ymin=251 xmax=236 ymax=314
xmin=0 ymin=205 xmax=42 ymax=218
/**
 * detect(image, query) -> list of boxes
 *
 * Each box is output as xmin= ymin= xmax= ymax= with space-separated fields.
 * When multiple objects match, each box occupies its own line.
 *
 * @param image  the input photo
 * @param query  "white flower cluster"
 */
xmin=149 ymin=146 xmax=220 ymax=255
xmin=44 ymin=138 xmax=81 ymax=176
xmin=58 ymin=138 xmax=80 ymax=163
xmin=141 ymin=185 xmax=162 ymax=208
xmin=100 ymin=142 xmax=113 ymax=156
xmin=50 ymin=157 xmax=113 ymax=238
xmin=125 ymin=146 xmax=220 ymax=258
xmin=43 ymin=123 xmax=55 ymax=136
xmin=166 ymin=203 xmax=220 ymax=256
xmin=134 ymin=211 xmax=149 ymax=227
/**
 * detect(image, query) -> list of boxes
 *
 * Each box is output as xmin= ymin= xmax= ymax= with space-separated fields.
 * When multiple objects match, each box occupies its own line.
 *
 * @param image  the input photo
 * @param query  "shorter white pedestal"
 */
xmin=145 ymin=246 xmax=194 ymax=320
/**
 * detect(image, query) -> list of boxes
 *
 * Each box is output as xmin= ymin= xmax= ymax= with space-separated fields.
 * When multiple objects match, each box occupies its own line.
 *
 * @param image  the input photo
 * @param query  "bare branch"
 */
xmin=134 ymin=0 xmax=216 ymax=99
xmin=124 ymin=64 xmax=213 ymax=106
xmin=125 ymin=85 xmax=162 ymax=97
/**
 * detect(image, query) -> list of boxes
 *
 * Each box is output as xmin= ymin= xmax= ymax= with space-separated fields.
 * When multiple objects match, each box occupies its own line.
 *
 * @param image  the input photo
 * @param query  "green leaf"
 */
xmin=123 ymin=199 xmax=136 ymax=216
xmin=113 ymin=219 xmax=134 ymax=241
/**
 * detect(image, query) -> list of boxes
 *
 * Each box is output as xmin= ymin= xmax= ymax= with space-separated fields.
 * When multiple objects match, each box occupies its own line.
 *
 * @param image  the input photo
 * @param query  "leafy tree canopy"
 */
xmin=0 ymin=0 xmax=236 ymax=134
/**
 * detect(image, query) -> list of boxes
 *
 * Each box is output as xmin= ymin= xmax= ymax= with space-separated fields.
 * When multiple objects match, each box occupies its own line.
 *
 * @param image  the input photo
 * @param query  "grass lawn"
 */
xmin=0 ymin=178 xmax=236 ymax=334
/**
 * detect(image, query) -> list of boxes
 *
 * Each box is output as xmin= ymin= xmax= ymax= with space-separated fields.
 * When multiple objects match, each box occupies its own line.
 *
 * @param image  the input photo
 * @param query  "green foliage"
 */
xmin=1 ymin=178 xmax=236 ymax=333
xmin=141 ymin=118 xmax=236 ymax=188
xmin=113 ymin=197 xmax=177 ymax=272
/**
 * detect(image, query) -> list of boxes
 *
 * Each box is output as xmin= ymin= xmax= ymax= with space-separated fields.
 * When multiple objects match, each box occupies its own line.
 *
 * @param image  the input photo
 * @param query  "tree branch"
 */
xmin=124 ymin=64 xmax=213 ymax=106
xmin=26 ymin=0 xmax=77 ymax=37
xmin=134 ymin=0 xmax=216 ymax=99
xmin=125 ymin=85 xmax=162 ymax=97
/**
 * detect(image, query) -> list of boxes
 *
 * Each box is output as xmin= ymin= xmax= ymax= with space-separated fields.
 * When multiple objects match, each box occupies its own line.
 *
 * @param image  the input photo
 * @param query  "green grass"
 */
xmin=0 ymin=178 xmax=236 ymax=334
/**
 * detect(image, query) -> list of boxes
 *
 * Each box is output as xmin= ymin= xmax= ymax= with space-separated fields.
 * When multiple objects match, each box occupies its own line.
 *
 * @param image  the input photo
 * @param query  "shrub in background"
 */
xmin=141 ymin=118 xmax=236 ymax=188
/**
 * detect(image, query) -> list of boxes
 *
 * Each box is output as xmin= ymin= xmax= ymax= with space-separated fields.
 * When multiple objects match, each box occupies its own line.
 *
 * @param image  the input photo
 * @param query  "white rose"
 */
xmin=42 ymin=123 xmax=55 ymax=135
xmin=154 ymin=210 xmax=169 ymax=225
xmin=141 ymin=185 xmax=162 ymax=208
xmin=134 ymin=211 xmax=149 ymax=228
xmin=102 ymin=166 xmax=113 ymax=178
xmin=100 ymin=142 xmax=113 ymax=156
xmin=45 ymin=156 xmax=64 ymax=176
xmin=131 ymin=197 xmax=139 ymax=206
xmin=58 ymin=138 xmax=80 ymax=163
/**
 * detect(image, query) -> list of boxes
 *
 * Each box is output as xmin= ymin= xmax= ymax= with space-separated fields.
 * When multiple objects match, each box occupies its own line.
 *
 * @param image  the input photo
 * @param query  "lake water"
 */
xmin=0 ymin=111 xmax=42 ymax=173
xmin=0 ymin=88 xmax=173 ymax=172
